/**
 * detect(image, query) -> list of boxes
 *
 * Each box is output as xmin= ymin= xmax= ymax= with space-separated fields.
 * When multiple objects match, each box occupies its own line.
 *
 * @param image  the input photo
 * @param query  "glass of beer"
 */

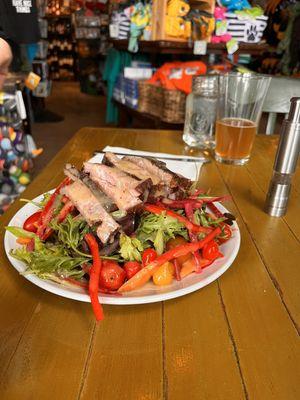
xmin=215 ymin=73 xmax=271 ymax=165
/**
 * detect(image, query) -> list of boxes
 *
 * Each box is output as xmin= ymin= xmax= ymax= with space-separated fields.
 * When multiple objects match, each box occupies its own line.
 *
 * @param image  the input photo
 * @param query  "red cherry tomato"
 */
xmin=23 ymin=211 xmax=42 ymax=233
xmin=142 ymin=248 xmax=157 ymax=267
xmin=218 ymin=223 xmax=232 ymax=244
xmin=124 ymin=261 xmax=142 ymax=279
xmin=202 ymin=240 xmax=220 ymax=261
xmin=99 ymin=260 xmax=126 ymax=290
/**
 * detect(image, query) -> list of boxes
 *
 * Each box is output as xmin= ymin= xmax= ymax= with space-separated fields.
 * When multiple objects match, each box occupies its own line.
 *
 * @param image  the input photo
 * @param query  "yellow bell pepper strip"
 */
xmin=118 ymin=227 xmax=221 ymax=293
xmin=84 ymin=233 xmax=104 ymax=322
xmin=144 ymin=204 xmax=211 ymax=234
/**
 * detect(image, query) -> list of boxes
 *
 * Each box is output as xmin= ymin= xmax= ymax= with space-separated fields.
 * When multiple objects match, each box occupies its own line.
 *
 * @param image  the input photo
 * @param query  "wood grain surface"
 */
xmin=0 ymin=128 xmax=299 ymax=400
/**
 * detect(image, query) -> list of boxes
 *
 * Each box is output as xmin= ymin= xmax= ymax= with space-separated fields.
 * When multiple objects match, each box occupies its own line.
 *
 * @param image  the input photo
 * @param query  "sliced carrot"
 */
xmin=118 ymin=227 xmax=221 ymax=293
xmin=16 ymin=237 xmax=32 ymax=245
xmin=180 ymin=256 xmax=213 ymax=279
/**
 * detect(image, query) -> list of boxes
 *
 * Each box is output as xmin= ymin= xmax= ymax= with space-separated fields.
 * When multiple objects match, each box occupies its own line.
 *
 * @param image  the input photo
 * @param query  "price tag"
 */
xmin=109 ymin=24 xmax=119 ymax=38
xmin=226 ymin=38 xmax=239 ymax=55
xmin=193 ymin=40 xmax=207 ymax=55
xmin=25 ymin=72 xmax=41 ymax=90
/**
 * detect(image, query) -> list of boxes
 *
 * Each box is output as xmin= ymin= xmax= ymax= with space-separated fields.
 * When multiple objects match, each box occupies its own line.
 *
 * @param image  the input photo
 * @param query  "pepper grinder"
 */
xmin=264 ymin=97 xmax=300 ymax=217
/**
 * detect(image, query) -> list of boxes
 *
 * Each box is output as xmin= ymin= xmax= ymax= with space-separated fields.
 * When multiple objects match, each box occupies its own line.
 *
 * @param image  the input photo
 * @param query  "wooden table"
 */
xmin=1 ymin=128 xmax=299 ymax=400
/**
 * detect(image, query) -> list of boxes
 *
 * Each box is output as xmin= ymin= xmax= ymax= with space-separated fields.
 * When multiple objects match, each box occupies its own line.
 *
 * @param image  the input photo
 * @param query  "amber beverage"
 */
xmin=215 ymin=73 xmax=271 ymax=165
xmin=215 ymin=118 xmax=257 ymax=164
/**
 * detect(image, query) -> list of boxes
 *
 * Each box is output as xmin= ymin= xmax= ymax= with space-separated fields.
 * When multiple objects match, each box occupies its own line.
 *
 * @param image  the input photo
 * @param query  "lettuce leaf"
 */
xmin=136 ymin=212 xmax=188 ymax=255
xmin=119 ymin=233 xmax=144 ymax=262
xmin=10 ymin=243 xmax=86 ymax=279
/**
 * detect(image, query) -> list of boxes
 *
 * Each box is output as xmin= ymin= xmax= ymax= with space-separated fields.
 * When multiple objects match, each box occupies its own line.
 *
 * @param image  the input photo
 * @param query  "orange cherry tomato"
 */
xmin=153 ymin=262 xmax=175 ymax=286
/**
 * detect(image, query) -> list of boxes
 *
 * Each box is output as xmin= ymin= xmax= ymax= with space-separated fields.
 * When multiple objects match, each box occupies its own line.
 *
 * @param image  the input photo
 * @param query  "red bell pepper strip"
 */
xmin=144 ymin=204 xmax=211 ymax=234
xmin=37 ymin=177 xmax=71 ymax=238
xmin=193 ymin=195 xmax=231 ymax=203
xmin=185 ymin=203 xmax=203 ymax=273
xmin=118 ymin=227 xmax=221 ymax=293
xmin=26 ymin=238 xmax=35 ymax=252
xmin=173 ymin=259 xmax=181 ymax=281
xmin=40 ymin=200 xmax=74 ymax=241
xmin=207 ymin=202 xmax=224 ymax=219
xmin=57 ymin=201 xmax=74 ymax=222
xmin=161 ymin=198 xmax=203 ymax=209
xmin=84 ymin=233 xmax=104 ymax=321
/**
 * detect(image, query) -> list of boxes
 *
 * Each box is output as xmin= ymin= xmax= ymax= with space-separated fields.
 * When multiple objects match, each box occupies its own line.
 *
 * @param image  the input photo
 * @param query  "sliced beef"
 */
xmin=103 ymin=152 xmax=161 ymax=185
xmin=64 ymin=163 xmax=117 ymax=212
xmin=83 ymin=162 xmax=146 ymax=211
xmin=123 ymin=155 xmax=191 ymax=189
xmin=63 ymin=180 xmax=119 ymax=244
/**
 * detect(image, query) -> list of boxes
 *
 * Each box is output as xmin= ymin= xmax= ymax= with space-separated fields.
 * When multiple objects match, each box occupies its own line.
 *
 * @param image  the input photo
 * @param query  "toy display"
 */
xmin=165 ymin=0 xmax=191 ymax=39
xmin=128 ymin=2 xmax=152 ymax=52
xmin=0 ymin=93 xmax=41 ymax=215
xmin=219 ymin=0 xmax=251 ymax=12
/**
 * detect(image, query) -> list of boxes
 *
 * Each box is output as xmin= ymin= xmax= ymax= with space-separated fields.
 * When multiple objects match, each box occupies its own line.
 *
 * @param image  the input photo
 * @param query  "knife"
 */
xmin=93 ymin=150 xmax=211 ymax=163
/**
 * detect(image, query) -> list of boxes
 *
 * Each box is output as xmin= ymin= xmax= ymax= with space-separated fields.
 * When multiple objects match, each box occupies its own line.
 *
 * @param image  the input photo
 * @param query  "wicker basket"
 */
xmin=138 ymin=81 xmax=186 ymax=123
xmin=138 ymin=81 xmax=162 ymax=117
xmin=162 ymin=88 xmax=186 ymax=123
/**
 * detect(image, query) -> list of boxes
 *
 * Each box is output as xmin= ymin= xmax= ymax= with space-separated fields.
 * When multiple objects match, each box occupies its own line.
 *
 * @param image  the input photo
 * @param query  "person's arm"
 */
xmin=0 ymin=33 xmax=13 ymax=89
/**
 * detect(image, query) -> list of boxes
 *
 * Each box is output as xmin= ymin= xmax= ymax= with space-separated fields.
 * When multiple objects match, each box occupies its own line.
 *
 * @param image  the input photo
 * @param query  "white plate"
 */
xmin=4 ymin=193 xmax=240 ymax=305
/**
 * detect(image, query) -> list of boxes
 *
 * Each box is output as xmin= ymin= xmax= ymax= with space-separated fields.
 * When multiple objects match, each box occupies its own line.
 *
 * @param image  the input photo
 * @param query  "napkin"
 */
xmin=88 ymin=146 xmax=203 ymax=181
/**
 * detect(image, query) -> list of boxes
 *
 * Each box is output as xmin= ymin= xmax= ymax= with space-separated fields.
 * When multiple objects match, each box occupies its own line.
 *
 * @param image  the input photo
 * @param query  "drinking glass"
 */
xmin=215 ymin=73 xmax=271 ymax=165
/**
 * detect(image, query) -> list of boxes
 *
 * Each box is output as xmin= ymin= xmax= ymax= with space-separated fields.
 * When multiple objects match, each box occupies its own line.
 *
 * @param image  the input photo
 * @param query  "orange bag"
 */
xmin=148 ymin=61 xmax=207 ymax=94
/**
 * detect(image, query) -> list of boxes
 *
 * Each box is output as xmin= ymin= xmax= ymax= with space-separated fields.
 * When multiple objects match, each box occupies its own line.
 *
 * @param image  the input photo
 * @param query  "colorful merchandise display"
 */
xmin=0 ymin=92 xmax=40 ymax=214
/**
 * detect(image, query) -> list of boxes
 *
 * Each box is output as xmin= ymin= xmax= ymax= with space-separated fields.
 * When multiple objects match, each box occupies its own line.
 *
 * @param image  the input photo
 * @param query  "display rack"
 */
xmin=46 ymin=14 xmax=76 ymax=80
xmin=111 ymin=39 xmax=270 ymax=56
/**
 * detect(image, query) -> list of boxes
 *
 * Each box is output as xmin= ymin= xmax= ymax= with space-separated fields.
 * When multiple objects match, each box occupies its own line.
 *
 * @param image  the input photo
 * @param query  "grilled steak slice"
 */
xmin=123 ymin=156 xmax=191 ymax=189
xmin=102 ymin=152 xmax=161 ymax=185
xmin=63 ymin=180 xmax=119 ymax=244
xmin=64 ymin=164 xmax=117 ymax=212
xmin=83 ymin=162 xmax=146 ymax=211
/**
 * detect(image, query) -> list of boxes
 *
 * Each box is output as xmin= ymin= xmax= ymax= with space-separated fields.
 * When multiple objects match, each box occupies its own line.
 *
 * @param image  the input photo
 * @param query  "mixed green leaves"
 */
xmin=136 ymin=212 xmax=188 ymax=255
xmin=50 ymin=214 xmax=90 ymax=258
xmin=20 ymin=192 xmax=51 ymax=208
xmin=11 ymin=243 xmax=86 ymax=280
xmin=194 ymin=207 xmax=225 ymax=227
xmin=7 ymin=214 xmax=92 ymax=280
xmin=119 ymin=233 xmax=144 ymax=262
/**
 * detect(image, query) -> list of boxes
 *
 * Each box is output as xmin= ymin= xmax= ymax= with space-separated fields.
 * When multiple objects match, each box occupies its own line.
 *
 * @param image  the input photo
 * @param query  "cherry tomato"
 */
xmin=202 ymin=240 xmax=220 ymax=261
xmin=218 ymin=223 xmax=232 ymax=244
xmin=23 ymin=211 xmax=42 ymax=233
xmin=166 ymin=236 xmax=190 ymax=265
xmin=142 ymin=248 xmax=157 ymax=267
xmin=153 ymin=262 xmax=175 ymax=286
xmin=124 ymin=261 xmax=142 ymax=279
xmin=99 ymin=260 xmax=126 ymax=290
